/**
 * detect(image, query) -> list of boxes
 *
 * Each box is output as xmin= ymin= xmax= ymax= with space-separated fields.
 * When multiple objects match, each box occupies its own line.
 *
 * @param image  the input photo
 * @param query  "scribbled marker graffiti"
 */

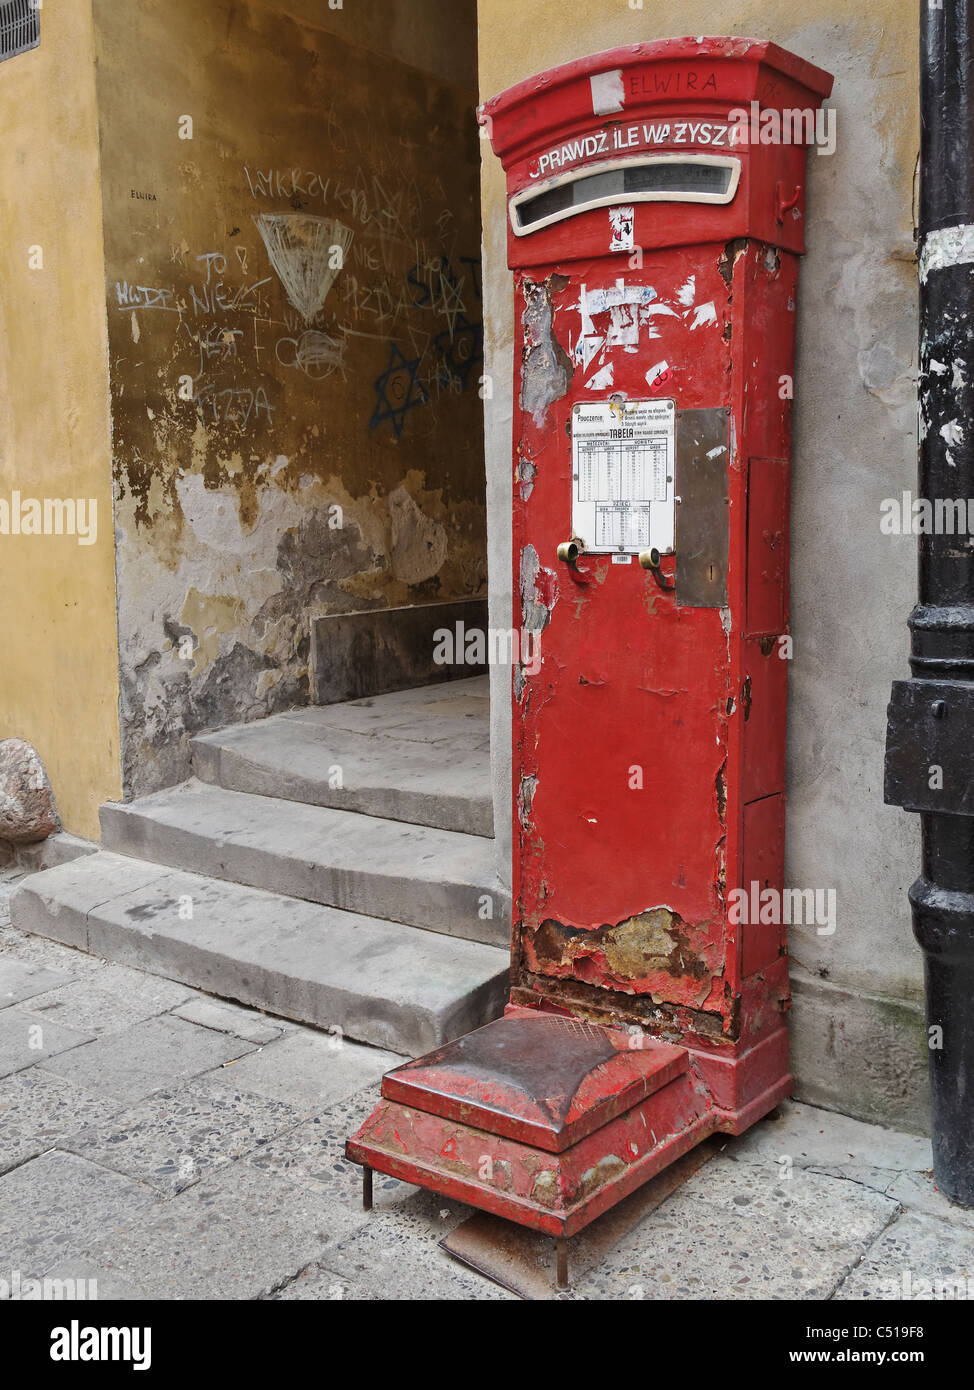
xmin=407 ymin=255 xmax=467 ymax=335
xmin=276 ymin=329 xmax=345 ymax=380
xmin=195 ymin=384 xmax=276 ymax=429
xmin=253 ymin=213 xmax=354 ymax=323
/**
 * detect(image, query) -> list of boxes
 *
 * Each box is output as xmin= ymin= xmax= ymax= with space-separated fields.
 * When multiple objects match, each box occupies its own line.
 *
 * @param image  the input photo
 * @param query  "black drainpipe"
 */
xmin=885 ymin=0 xmax=974 ymax=1206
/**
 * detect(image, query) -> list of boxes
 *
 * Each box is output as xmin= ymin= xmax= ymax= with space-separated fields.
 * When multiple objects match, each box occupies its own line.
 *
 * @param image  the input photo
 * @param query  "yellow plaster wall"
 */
xmin=0 ymin=1 xmax=121 ymax=840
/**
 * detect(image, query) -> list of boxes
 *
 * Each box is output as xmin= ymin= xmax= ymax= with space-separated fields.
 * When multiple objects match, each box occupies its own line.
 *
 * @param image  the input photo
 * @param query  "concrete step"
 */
xmin=190 ymin=676 xmax=493 ymax=838
xmin=99 ymin=781 xmax=509 ymax=950
xmin=9 ymin=853 xmax=510 ymax=1056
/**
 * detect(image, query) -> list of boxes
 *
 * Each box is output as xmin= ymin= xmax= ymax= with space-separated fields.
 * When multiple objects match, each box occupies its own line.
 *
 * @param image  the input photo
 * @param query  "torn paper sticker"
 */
xmin=609 ymin=205 xmax=635 ymax=253
xmin=586 ymin=362 xmax=615 ymax=390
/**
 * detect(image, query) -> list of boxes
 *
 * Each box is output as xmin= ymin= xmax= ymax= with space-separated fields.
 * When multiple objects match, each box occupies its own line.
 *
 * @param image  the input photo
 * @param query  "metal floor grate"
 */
xmin=0 ymin=0 xmax=39 ymax=64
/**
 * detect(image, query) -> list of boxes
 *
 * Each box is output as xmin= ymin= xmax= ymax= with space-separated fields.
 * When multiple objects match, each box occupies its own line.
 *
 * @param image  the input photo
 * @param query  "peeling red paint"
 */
xmin=506 ymin=243 xmax=809 ymax=1049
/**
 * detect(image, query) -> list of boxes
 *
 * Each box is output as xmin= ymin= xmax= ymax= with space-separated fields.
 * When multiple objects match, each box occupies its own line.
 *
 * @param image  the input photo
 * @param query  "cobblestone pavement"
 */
xmin=2 ymin=874 xmax=972 ymax=1302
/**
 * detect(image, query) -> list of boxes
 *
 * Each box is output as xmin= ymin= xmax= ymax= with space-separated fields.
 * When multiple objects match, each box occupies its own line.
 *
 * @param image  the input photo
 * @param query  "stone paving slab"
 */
xmin=265 ymin=1263 xmax=353 ymax=1300
xmin=881 ymin=1169 xmax=974 ymax=1230
xmin=834 ymin=1209 xmax=974 ymax=1299
xmin=572 ymin=1157 xmax=898 ymax=1301
xmin=245 ymin=1086 xmax=409 ymax=1206
xmin=0 ymin=1067 xmax=123 ymax=1176
xmin=201 ymin=1029 xmax=400 ymax=1113
xmin=300 ymin=1188 xmax=515 ymax=1302
xmin=274 ymin=1239 xmax=513 ymax=1301
xmin=315 ymin=1084 xmax=391 ymax=1135
xmin=44 ymin=1158 xmax=370 ymax=1300
xmin=0 ymin=1150 xmax=157 ymax=1282
xmin=21 ymin=964 xmax=193 ymax=1037
xmin=0 ymin=957 xmax=77 ymax=1008
xmin=726 ymin=1099 xmax=932 ymax=1182
xmin=60 ymin=1072 xmax=307 ymax=1195
xmin=39 ymin=1014 xmax=258 ymax=1102
xmin=172 ymin=994 xmax=288 ymax=1045
xmin=0 ymin=1004 xmax=93 ymax=1079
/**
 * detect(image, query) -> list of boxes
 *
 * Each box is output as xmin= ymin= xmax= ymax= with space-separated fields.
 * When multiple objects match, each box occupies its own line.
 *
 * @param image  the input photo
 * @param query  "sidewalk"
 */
xmin=2 ymin=873 xmax=972 ymax=1302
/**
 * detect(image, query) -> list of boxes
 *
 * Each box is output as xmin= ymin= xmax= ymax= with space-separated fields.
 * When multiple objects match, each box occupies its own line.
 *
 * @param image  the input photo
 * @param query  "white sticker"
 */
xmin=590 ymin=70 xmax=625 ymax=116
xmin=611 ymin=552 xmax=633 ymax=564
xmin=645 ymin=359 xmax=670 ymax=390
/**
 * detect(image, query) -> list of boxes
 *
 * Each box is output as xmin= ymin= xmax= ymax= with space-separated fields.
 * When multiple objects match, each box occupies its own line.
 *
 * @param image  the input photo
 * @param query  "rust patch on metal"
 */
xmin=531 ymin=908 xmax=711 ymax=984
xmin=576 ymin=1154 xmax=627 ymax=1202
xmin=718 ymin=237 xmax=748 ymax=287
xmin=531 ymin=1169 xmax=561 ymax=1207
xmin=510 ymin=977 xmax=733 ymax=1041
xmin=493 ymin=1159 xmax=513 ymax=1192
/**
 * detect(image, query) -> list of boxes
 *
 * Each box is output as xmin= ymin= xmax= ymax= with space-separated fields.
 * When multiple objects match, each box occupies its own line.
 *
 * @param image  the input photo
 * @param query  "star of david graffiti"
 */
xmin=433 ymin=314 xmax=484 ymax=390
xmin=370 ymin=343 xmax=429 ymax=437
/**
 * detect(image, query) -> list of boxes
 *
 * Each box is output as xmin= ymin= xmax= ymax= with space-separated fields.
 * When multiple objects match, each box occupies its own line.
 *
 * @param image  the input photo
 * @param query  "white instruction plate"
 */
xmin=571 ymin=398 xmax=675 ymax=554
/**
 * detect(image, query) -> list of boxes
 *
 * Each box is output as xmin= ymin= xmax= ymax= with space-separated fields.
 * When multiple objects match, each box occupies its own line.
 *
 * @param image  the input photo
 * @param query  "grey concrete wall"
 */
xmin=478 ymin=1 xmax=927 ymax=1131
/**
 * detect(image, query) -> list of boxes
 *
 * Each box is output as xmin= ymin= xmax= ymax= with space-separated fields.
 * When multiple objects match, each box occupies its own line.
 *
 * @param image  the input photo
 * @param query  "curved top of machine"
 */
xmin=480 ymin=35 xmax=834 ymax=169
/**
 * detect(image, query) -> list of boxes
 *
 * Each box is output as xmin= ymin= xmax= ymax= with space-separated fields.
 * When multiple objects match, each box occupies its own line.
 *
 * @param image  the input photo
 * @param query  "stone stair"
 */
xmin=191 ymin=679 xmax=494 ymax=837
xmin=11 ymin=678 xmax=510 ymax=1055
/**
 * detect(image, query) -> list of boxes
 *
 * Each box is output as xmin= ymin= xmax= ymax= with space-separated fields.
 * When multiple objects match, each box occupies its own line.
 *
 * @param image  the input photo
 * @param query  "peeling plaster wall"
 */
xmin=92 ymin=0 xmax=486 ymax=798
xmin=478 ymin=1 xmax=927 ymax=1129
xmin=0 ymin=1 xmax=122 ymax=840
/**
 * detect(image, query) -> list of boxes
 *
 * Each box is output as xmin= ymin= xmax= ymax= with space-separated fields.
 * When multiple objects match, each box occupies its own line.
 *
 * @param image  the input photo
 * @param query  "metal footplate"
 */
xmin=346 ymin=1008 xmax=722 ymax=1290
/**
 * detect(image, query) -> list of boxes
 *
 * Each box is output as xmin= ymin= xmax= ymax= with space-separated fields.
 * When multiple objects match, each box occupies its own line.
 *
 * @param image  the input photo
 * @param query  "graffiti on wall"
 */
xmin=113 ymin=178 xmax=482 ymax=443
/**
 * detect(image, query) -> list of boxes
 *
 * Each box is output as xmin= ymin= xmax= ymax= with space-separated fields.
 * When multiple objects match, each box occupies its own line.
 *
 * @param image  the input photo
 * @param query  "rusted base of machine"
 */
xmin=345 ymin=1006 xmax=791 ymax=1283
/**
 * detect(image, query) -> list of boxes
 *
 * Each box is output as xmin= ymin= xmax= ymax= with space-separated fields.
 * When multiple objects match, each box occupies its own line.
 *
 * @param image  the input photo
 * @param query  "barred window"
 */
xmin=0 ymin=0 xmax=40 ymax=64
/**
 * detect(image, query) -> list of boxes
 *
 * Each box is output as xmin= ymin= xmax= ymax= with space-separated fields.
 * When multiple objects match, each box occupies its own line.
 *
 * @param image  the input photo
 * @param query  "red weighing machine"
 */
xmin=347 ymin=36 xmax=833 ymax=1289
